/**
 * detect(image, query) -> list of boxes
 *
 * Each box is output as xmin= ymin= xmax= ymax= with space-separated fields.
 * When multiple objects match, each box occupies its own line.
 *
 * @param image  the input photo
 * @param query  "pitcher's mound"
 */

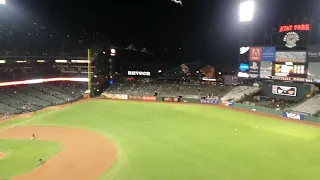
xmin=0 ymin=152 xmax=5 ymax=159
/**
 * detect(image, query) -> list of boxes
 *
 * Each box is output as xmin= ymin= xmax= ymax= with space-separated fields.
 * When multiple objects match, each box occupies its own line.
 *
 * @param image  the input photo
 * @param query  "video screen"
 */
xmin=308 ymin=62 xmax=320 ymax=82
xmin=259 ymin=61 xmax=272 ymax=78
xmin=273 ymin=62 xmax=307 ymax=78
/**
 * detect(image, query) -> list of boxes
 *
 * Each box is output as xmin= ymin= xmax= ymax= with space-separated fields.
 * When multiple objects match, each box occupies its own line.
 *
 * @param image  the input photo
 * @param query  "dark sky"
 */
xmin=5 ymin=0 xmax=320 ymax=67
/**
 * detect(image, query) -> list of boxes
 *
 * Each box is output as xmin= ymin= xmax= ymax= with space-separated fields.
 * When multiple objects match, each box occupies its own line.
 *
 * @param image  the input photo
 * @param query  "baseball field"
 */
xmin=1 ymin=99 xmax=320 ymax=180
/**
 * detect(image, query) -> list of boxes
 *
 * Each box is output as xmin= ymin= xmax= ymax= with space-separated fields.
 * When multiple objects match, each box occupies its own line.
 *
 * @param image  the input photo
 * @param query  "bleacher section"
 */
xmin=105 ymin=81 xmax=229 ymax=98
xmin=290 ymin=95 xmax=320 ymax=115
xmin=0 ymin=82 xmax=86 ymax=116
xmin=221 ymin=86 xmax=260 ymax=102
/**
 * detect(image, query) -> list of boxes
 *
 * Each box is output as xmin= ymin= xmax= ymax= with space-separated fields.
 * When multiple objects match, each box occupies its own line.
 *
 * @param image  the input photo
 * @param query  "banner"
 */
xmin=249 ymin=61 xmax=260 ymax=78
xmin=199 ymin=98 xmax=218 ymax=104
xmin=282 ymin=112 xmax=304 ymax=120
xmin=275 ymin=52 xmax=306 ymax=63
xmin=101 ymin=93 xmax=128 ymax=100
xmin=142 ymin=96 xmax=156 ymax=101
xmin=307 ymin=45 xmax=320 ymax=62
xmin=128 ymin=96 xmax=142 ymax=100
xmin=262 ymin=47 xmax=276 ymax=61
xmin=249 ymin=47 xmax=262 ymax=61
xmin=163 ymin=97 xmax=180 ymax=102
xmin=272 ymin=85 xmax=297 ymax=97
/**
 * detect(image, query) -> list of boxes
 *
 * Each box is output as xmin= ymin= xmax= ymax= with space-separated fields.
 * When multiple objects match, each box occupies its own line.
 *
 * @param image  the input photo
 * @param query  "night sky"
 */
xmin=4 ymin=0 xmax=320 ymax=67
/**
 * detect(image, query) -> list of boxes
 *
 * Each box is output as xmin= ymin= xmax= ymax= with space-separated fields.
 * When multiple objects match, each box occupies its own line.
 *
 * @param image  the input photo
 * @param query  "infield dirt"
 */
xmin=0 ymin=152 xmax=5 ymax=159
xmin=0 ymin=126 xmax=117 ymax=180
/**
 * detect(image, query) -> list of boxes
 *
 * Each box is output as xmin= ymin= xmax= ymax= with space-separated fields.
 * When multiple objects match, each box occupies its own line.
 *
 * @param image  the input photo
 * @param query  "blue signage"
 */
xmin=262 ymin=47 xmax=276 ymax=61
xmin=282 ymin=112 xmax=305 ymax=120
xmin=239 ymin=63 xmax=249 ymax=71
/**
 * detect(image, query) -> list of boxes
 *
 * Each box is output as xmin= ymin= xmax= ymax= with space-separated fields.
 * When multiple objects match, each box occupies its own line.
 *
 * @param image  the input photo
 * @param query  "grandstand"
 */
xmin=105 ymin=81 xmax=230 ymax=98
xmin=0 ymin=82 xmax=86 ymax=117
xmin=290 ymin=95 xmax=320 ymax=116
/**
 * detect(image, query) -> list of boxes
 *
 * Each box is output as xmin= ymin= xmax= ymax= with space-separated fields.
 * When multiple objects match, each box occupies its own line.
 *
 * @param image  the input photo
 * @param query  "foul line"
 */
xmin=0 ymin=99 xmax=89 ymax=134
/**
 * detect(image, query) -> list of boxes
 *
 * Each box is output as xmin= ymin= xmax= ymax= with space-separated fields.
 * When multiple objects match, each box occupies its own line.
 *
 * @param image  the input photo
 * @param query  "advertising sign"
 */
xmin=239 ymin=63 xmax=249 ymax=72
xmin=128 ymin=96 xmax=142 ymax=100
xmin=249 ymin=47 xmax=262 ymax=61
xmin=307 ymin=45 xmax=320 ymax=62
xmin=272 ymin=85 xmax=297 ymax=97
xmin=163 ymin=97 xmax=180 ymax=102
xmin=282 ymin=112 xmax=305 ymax=120
xmin=221 ymin=101 xmax=233 ymax=107
xmin=270 ymin=76 xmax=313 ymax=83
xmin=275 ymin=52 xmax=306 ymax=63
xmin=101 ymin=93 xmax=128 ymax=100
xmin=249 ymin=61 xmax=260 ymax=77
xmin=274 ymin=63 xmax=306 ymax=77
xmin=199 ymin=98 xmax=218 ymax=104
xmin=262 ymin=47 xmax=276 ymax=61
xmin=128 ymin=71 xmax=151 ymax=76
xmin=142 ymin=96 xmax=156 ymax=101
xmin=240 ymin=47 xmax=250 ymax=55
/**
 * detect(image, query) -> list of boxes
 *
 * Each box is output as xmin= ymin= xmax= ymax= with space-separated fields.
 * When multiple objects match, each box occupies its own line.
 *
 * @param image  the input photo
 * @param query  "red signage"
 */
xmin=249 ymin=47 xmax=262 ymax=61
xmin=279 ymin=24 xmax=310 ymax=32
xmin=142 ymin=96 xmax=156 ymax=101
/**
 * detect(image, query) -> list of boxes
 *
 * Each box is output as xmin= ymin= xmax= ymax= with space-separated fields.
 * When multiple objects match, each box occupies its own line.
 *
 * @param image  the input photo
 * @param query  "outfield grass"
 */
xmin=1 ymin=100 xmax=320 ymax=180
xmin=0 ymin=139 xmax=63 ymax=179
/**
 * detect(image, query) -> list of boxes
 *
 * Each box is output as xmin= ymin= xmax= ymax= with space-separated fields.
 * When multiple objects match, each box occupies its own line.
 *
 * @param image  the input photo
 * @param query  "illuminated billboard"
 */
xmin=273 ymin=62 xmax=307 ymax=78
xmin=279 ymin=24 xmax=310 ymax=33
xmin=275 ymin=52 xmax=306 ymax=63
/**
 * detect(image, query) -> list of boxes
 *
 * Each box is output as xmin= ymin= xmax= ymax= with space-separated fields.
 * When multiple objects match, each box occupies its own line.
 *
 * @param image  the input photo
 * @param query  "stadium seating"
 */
xmin=0 ymin=82 xmax=86 ymax=117
xmin=104 ymin=81 xmax=230 ymax=98
xmin=290 ymin=95 xmax=320 ymax=115
xmin=221 ymin=86 xmax=260 ymax=102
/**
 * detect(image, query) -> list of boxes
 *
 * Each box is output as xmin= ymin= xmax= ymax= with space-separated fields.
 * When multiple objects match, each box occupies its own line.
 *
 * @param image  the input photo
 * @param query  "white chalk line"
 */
xmin=0 ymin=107 xmax=63 ymax=134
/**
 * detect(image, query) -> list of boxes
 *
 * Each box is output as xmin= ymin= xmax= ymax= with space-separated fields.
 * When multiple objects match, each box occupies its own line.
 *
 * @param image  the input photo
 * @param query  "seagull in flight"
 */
xmin=171 ymin=0 xmax=183 ymax=7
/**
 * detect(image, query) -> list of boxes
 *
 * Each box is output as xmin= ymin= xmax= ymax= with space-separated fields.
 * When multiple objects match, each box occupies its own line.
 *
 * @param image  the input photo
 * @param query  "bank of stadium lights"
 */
xmin=0 ymin=0 xmax=5 ymax=5
xmin=239 ymin=1 xmax=254 ymax=22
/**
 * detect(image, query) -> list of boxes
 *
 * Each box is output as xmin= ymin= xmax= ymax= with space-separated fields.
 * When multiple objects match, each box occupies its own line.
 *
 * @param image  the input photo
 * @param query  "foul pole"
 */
xmin=87 ymin=49 xmax=92 ymax=98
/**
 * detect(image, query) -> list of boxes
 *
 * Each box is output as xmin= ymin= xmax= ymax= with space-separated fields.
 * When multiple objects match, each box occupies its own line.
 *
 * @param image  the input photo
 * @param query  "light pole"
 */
xmin=238 ymin=0 xmax=254 ymax=77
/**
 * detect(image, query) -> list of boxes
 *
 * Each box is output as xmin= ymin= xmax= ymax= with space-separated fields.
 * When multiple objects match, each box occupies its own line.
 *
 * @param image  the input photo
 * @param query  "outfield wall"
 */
xmin=100 ymin=93 xmax=320 ymax=124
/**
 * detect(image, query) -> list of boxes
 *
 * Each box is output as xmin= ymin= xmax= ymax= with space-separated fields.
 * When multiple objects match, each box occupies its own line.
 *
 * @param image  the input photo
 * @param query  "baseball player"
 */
xmin=37 ymin=158 xmax=44 ymax=166
xmin=31 ymin=134 xmax=36 ymax=140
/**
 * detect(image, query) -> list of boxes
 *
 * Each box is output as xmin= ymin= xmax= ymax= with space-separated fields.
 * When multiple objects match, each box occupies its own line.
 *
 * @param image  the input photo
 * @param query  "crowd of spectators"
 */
xmin=106 ymin=80 xmax=230 ymax=98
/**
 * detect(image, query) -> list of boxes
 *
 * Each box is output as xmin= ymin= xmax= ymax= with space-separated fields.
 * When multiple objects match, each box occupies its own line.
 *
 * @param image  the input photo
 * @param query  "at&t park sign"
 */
xmin=279 ymin=24 xmax=310 ymax=32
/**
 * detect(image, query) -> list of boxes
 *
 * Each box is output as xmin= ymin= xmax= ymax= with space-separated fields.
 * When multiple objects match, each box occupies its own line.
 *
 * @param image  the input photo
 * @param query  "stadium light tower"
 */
xmin=0 ymin=0 xmax=6 ymax=5
xmin=238 ymin=0 xmax=254 ymax=79
xmin=239 ymin=0 xmax=254 ymax=22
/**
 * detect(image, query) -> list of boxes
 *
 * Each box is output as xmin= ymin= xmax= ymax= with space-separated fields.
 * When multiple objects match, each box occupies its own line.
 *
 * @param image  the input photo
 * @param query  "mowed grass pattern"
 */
xmin=1 ymin=100 xmax=320 ymax=180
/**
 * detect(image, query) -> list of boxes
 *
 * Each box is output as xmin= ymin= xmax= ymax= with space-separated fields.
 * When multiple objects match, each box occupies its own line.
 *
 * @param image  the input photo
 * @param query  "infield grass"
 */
xmin=0 ymin=139 xmax=63 ymax=179
xmin=1 ymin=100 xmax=320 ymax=180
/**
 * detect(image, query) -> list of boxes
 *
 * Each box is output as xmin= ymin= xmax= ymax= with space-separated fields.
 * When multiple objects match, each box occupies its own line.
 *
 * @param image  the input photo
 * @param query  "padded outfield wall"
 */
xmin=101 ymin=93 xmax=320 ymax=125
